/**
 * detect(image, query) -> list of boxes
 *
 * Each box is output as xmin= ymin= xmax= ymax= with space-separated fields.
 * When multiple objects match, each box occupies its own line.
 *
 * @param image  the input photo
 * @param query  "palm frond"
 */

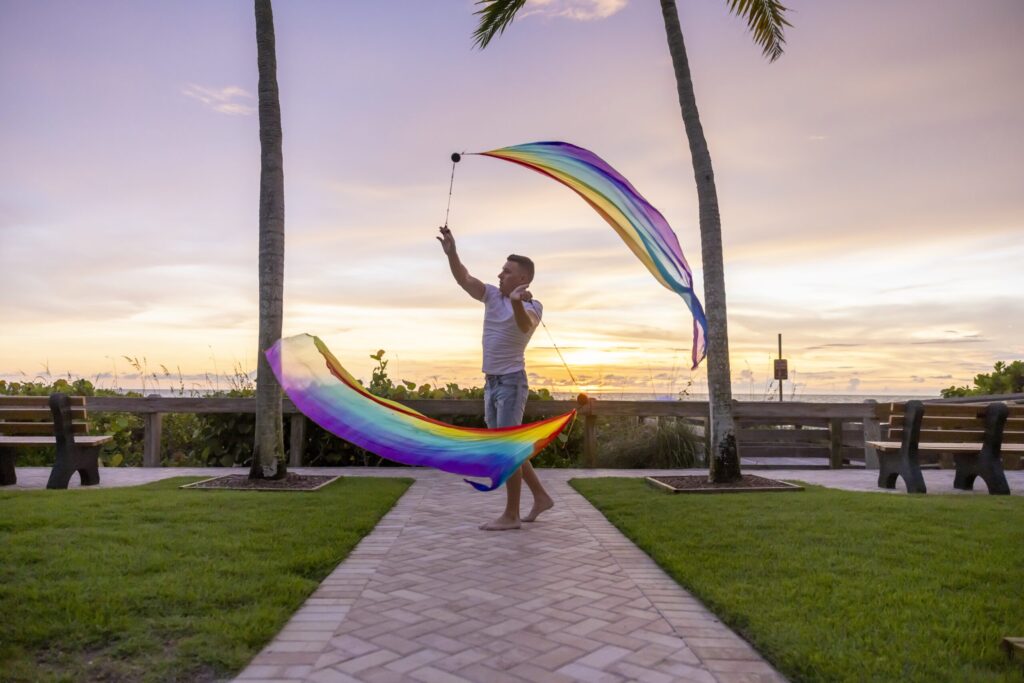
xmin=472 ymin=0 xmax=529 ymax=49
xmin=726 ymin=0 xmax=791 ymax=62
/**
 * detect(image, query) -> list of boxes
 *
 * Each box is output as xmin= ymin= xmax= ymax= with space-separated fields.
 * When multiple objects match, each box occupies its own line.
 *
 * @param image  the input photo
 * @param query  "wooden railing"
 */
xmin=84 ymin=396 xmax=881 ymax=469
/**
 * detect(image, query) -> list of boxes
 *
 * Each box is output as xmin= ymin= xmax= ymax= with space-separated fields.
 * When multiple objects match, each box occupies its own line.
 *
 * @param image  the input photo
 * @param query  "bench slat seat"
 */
xmin=890 ymin=415 xmax=1024 ymax=431
xmin=0 ymin=396 xmax=85 ymax=406
xmin=0 ymin=407 xmax=86 ymax=420
xmin=869 ymin=441 xmax=1024 ymax=452
xmin=891 ymin=403 xmax=1024 ymax=418
xmin=0 ymin=422 xmax=90 ymax=436
xmin=882 ymin=430 xmax=1024 ymax=444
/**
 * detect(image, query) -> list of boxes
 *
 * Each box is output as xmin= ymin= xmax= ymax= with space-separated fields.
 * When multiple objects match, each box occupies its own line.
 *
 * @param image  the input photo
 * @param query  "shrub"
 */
xmin=941 ymin=360 xmax=1024 ymax=398
xmin=595 ymin=416 xmax=702 ymax=469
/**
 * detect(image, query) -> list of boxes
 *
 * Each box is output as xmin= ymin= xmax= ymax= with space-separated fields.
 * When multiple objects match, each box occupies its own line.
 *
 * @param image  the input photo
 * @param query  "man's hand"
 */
xmin=510 ymin=283 xmax=533 ymax=302
xmin=439 ymin=226 xmax=485 ymax=300
xmin=436 ymin=226 xmax=456 ymax=255
xmin=510 ymin=284 xmax=537 ymax=332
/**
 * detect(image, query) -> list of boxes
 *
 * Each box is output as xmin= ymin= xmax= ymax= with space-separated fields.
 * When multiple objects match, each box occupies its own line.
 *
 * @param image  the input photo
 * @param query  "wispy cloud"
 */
xmin=181 ymin=84 xmax=255 ymax=116
xmin=803 ymin=342 xmax=866 ymax=351
xmin=909 ymin=337 xmax=985 ymax=346
xmin=524 ymin=0 xmax=628 ymax=21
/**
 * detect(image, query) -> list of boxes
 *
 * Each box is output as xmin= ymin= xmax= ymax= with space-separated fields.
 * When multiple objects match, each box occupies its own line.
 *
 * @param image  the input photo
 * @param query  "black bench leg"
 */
xmin=47 ymin=393 xmax=78 ymax=490
xmin=953 ymin=456 xmax=1009 ymax=494
xmin=45 ymin=446 xmax=101 ymax=489
xmin=954 ymin=403 xmax=1010 ymax=495
xmin=976 ymin=458 xmax=1010 ymax=495
xmin=978 ymin=405 xmax=1010 ymax=496
xmin=876 ymin=401 xmax=927 ymax=493
xmin=0 ymin=447 xmax=16 ymax=486
xmin=76 ymin=446 xmax=101 ymax=487
xmin=951 ymin=404 xmax=1010 ymax=495
xmin=878 ymin=451 xmax=926 ymax=492
xmin=952 ymin=463 xmax=977 ymax=491
xmin=877 ymin=453 xmax=901 ymax=489
xmin=899 ymin=447 xmax=927 ymax=494
xmin=46 ymin=451 xmax=74 ymax=489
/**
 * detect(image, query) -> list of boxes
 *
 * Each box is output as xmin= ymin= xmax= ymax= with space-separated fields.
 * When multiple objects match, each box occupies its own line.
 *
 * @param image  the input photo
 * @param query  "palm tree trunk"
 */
xmin=250 ymin=0 xmax=286 ymax=479
xmin=660 ymin=0 xmax=740 ymax=482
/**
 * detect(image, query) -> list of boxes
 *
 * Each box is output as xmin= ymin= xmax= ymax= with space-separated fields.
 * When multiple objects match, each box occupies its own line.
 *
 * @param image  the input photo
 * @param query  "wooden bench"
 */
xmin=0 ymin=393 xmax=113 ymax=488
xmin=867 ymin=400 xmax=1023 ymax=494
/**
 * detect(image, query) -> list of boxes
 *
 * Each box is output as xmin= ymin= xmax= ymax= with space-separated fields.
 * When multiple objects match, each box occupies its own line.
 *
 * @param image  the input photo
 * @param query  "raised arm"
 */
xmin=437 ymin=226 xmax=485 ymax=301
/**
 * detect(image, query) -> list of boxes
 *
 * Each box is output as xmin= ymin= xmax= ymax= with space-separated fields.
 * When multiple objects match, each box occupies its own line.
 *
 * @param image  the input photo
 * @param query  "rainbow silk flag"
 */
xmin=479 ymin=141 xmax=708 ymax=368
xmin=266 ymin=334 xmax=575 ymax=491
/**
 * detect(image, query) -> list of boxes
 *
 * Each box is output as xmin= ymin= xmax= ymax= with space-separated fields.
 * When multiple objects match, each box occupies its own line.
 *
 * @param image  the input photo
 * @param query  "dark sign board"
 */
xmin=774 ymin=359 xmax=788 ymax=380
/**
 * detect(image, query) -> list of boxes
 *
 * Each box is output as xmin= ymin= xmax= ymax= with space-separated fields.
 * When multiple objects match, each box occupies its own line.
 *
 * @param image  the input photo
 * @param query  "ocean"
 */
xmin=116 ymin=388 xmax=934 ymax=404
xmin=548 ymin=392 xmax=935 ymax=404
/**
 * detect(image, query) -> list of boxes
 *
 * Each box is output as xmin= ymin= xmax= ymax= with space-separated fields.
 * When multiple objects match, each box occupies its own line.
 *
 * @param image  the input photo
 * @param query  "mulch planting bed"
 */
xmin=180 ymin=473 xmax=341 ymax=491
xmin=646 ymin=474 xmax=803 ymax=494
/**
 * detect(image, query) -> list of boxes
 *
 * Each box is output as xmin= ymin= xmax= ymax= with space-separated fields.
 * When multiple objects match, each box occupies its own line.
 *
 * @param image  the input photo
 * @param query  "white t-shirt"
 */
xmin=480 ymin=283 xmax=542 ymax=375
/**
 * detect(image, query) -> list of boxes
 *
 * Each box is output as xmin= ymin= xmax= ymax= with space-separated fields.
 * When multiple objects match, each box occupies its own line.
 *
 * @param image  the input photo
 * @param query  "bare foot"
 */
xmin=523 ymin=495 xmax=554 ymax=522
xmin=479 ymin=515 xmax=522 ymax=531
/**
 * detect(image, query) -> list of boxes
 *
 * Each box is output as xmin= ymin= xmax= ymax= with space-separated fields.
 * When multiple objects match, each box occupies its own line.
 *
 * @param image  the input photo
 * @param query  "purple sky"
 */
xmin=1 ymin=0 xmax=1021 ymax=396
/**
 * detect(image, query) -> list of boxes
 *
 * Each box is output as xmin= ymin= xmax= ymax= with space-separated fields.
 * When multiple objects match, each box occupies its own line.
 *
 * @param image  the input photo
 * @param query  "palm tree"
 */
xmin=250 ymin=0 xmax=286 ymax=479
xmin=473 ymin=0 xmax=789 ymax=483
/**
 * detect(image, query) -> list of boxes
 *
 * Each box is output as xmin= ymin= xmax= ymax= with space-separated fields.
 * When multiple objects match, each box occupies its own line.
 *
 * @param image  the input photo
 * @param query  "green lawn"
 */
xmin=571 ymin=478 xmax=1024 ymax=683
xmin=0 ymin=476 xmax=412 ymax=683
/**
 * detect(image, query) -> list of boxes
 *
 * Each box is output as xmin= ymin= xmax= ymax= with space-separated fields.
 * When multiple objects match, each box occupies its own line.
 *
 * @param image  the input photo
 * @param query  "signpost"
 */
xmin=774 ymin=333 xmax=787 ymax=402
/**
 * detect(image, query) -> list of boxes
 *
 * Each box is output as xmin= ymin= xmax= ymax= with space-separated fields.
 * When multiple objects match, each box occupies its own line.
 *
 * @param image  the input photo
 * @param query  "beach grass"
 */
xmin=0 ymin=476 xmax=411 ymax=682
xmin=571 ymin=477 xmax=1024 ymax=682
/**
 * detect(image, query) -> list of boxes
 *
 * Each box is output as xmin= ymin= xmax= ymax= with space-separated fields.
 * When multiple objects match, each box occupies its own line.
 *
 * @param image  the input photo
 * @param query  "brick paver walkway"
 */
xmin=234 ymin=471 xmax=784 ymax=683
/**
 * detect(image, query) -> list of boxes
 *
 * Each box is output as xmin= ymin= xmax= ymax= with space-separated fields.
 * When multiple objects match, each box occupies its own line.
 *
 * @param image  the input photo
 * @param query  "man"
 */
xmin=437 ymin=225 xmax=554 ymax=530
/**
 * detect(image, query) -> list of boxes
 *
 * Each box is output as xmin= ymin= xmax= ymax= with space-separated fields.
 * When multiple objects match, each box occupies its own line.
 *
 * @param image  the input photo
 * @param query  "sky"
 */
xmin=1 ymin=0 xmax=1021 ymax=398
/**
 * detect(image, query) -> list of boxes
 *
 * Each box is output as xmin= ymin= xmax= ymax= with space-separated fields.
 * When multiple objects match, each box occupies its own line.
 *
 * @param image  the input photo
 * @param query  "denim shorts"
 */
xmin=484 ymin=370 xmax=529 ymax=429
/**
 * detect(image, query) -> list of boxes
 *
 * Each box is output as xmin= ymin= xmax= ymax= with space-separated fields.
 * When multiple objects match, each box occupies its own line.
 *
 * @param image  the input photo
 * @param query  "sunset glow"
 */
xmin=1 ymin=1 xmax=1021 ymax=397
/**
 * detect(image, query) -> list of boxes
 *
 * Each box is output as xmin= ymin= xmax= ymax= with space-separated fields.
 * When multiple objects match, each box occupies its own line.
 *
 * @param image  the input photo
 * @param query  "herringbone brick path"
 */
xmin=234 ymin=471 xmax=784 ymax=683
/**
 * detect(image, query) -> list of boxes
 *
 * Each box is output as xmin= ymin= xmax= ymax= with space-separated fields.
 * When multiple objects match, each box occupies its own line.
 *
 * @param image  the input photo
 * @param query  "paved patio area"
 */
xmin=7 ymin=466 xmax=1023 ymax=682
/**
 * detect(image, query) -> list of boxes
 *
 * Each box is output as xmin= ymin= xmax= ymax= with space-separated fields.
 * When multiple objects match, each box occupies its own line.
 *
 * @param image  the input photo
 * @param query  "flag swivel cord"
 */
xmin=443 ymin=150 xmax=583 ymax=397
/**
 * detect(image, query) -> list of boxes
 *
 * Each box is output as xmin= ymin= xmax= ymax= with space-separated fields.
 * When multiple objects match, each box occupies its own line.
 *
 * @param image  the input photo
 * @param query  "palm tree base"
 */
xmin=708 ymin=432 xmax=741 ymax=483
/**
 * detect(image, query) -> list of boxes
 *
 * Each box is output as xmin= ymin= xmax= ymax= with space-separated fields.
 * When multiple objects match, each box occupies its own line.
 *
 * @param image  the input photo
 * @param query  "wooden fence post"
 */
xmin=829 ymin=418 xmax=844 ymax=469
xmin=143 ymin=395 xmax=162 ymax=467
xmin=583 ymin=398 xmax=597 ymax=468
xmin=289 ymin=414 xmax=306 ymax=467
xmin=862 ymin=399 xmax=880 ymax=469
